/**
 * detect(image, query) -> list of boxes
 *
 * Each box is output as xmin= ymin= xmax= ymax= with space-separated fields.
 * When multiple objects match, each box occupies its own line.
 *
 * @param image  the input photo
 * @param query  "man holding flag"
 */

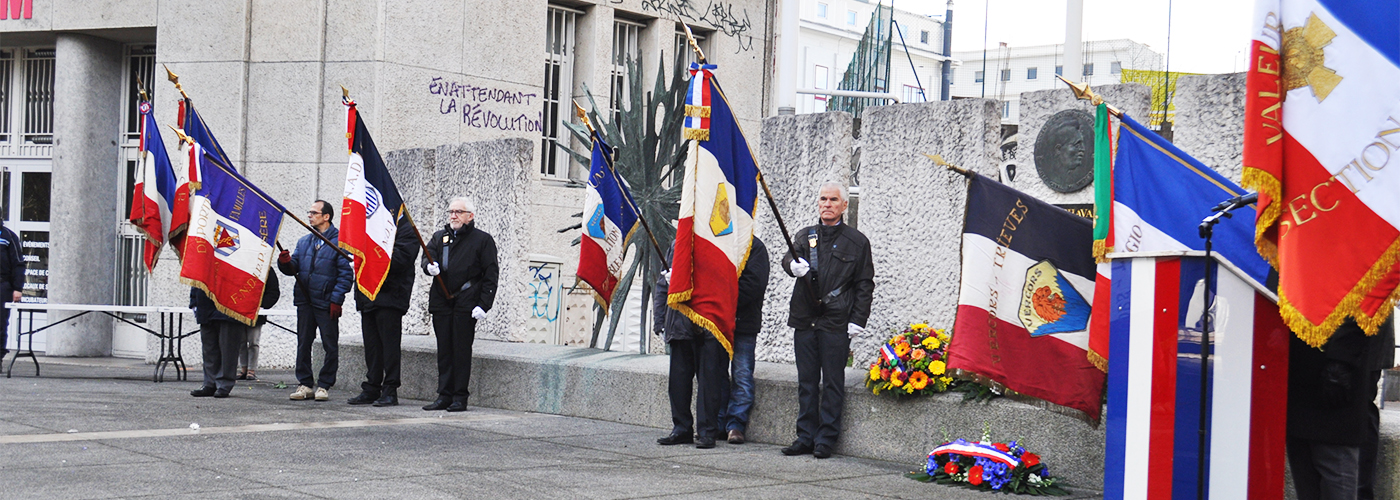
xmin=278 ymin=200 xmax=354 ymax=402
xmin=341 ymin=97 xmax=419 ymax=408
xmin=779 ymin=182 xmax=875 ymax=459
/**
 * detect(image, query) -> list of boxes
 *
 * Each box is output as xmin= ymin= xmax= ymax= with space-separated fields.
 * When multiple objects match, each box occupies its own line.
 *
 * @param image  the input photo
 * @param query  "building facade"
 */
xmin=951 ymin=39 xmax=1163 ymax=124
xmin=795 ymin=0 xmax=949 ymax=113
xmin=0 ymin=0 xmax=773 ymax=358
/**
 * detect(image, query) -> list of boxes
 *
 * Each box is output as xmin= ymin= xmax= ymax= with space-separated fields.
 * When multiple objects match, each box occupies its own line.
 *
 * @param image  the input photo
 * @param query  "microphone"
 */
xmin=1211 ymin=192 xmax=1259 ymax=213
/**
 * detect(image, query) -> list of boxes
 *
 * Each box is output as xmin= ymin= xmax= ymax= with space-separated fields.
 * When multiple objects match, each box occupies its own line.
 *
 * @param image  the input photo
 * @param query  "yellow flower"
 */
xmin=940 ymin=376 xmax=953 ymax=385
xmin=923 ymin=337 xmax=942 ymax=350
xmin=905 ymin=383 xmax=916 ymax=393
xmin=930 ymin=360 xmax=947 ymax=375
xmin=895 ymin=342 xmax=912 ymax=358
xmin=891 ymin=375 xmax=905 ymax=387
xmin=868 ymin=366 xmax=881 ymax=381
xmin=911 ymin=323 xmax=929 ymax=332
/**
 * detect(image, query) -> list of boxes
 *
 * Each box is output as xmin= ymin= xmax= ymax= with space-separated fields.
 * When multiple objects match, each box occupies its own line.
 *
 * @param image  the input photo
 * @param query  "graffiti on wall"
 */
xmin=528 ymin=264 xmax=560 ymax=323
xmin=640 ymin=0 xmax=755 ymax=53
xmin=429 ymin=77 xmax=543 ymax=133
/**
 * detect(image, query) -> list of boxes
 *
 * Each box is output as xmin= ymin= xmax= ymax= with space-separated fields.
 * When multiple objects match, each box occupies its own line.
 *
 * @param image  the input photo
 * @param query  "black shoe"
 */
xmin=347 ymin=392 xmax=379 ymax=405
xmin=190 ymin=386 xmax=217 ymax=397
xmin=695 ymin=437 xmax=716 ymax=449
xmin=656 ymin=433 xmax=694 ymax=446
xmin=813 ymin=444 xmax=832 ymax=459
xmin=213 ymin=388 xmax=231 ymax=398
xmin=422 ymin=398 xmax=451 ymax=411
xmin=446 ymin=401 xmax=468 ymax=412
xmin=372 ymin=390 xmax=399 ymax=407
xmin=781 ymin=441 xmax=813 ymax=456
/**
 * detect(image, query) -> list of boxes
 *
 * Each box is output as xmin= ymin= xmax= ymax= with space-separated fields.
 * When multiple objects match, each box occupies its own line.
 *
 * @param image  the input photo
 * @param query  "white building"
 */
xmin=796 ymin=0 xmax=951 ymax=114
xmin=951 ymin=39 xmax=1163 ymax=124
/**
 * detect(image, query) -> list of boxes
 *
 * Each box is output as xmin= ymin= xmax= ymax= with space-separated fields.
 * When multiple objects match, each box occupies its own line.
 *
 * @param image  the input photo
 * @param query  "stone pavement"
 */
xmin=1 ymin=357 xmax=1101 ymax=499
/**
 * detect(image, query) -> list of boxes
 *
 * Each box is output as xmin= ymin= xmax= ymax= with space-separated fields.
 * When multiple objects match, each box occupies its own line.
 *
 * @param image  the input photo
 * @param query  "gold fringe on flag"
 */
xmin=683 ymin=128 xmax=709 ymax=141
xmin=684 ymin=104 xmax=711 ymax=118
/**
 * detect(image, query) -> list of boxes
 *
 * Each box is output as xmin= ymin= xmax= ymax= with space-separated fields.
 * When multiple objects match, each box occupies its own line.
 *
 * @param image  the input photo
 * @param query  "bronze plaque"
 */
xmin=1033 ymin=110 xmax=1095 ymax=193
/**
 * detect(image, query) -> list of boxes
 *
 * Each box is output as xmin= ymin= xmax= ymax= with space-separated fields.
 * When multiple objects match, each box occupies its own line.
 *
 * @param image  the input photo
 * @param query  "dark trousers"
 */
xmin=1360 ymin=370 xmax=1383 ymax=500
xmin=361 ymin=308 xmax=405 ymax=394
xmin=200 ymin=321 xmax=248 ymax=391
xmin=718 ymin=333 xmax=758 ymax=433
xmin=794 ymin=328 xmax=849 ymax=448
xmin=295 ymin=306 xmax=339 ymax=389
xmin=667 ymin=335 xmax=730 ymax=438
xmin=432 ymin=311 xmax=476 ymax=402
xmin=0 ymin=304 xmax=9 ymax=356
xmin=1288 ymin=436 xmax=1361 ymax=500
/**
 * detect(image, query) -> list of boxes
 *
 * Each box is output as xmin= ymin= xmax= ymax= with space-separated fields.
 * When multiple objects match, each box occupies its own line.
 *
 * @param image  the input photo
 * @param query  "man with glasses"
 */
xmin=421 ymin=197 xmax=498 ymax=412
xmin=278 ymin=200 xmax=354 ymax=402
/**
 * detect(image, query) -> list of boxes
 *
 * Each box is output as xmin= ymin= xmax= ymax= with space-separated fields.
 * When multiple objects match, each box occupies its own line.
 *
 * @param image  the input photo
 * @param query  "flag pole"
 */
xmin=680 ymin=24 xmax=804 ymax=271
xmin=1056 ymin=75 xmax=1123 ymax=117
xmin=924 ymin=153 xmax=974 ymax=178
xmin=572 ymin=101 xmax=670 ymax=264
xmin=168 ymin=125 xmax=353 ymax=262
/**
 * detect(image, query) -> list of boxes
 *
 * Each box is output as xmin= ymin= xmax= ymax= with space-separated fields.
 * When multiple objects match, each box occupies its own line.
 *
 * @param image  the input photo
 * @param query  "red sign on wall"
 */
xmin=2 ymin=0 xmax=32 ymax=20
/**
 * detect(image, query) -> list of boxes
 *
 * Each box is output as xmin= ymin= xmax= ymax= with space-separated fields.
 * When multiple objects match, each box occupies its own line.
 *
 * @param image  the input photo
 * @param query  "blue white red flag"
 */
xmin=127 ymin=99 xmax=181 ymax=270
xmin=179 ymin=150 xmax=285 ymax=326
xmin=1103 ymin=257 xmax=1289 ymax=500
xmin=1243 ymin=0 xmax=1400 ymax=346
xmin=340 ymin=99 xmax=406 ymax=300
xmin=1098 ymin=114 xmax=1288 ymax=499
xmin=880 ymin=343 xmax=901 ymax=368
xmin=577 ymin=130 xmax=638 ymax=308
xmin=667 ymin=62 xmax=759 ymax=356
xmin=177 ymin=98 xmax=233 ymax=168
xmin=948 ymin=173 xmax=1103 ymax=421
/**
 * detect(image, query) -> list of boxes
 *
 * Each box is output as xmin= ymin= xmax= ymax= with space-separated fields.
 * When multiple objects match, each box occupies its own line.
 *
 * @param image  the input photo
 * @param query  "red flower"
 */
xmin=944 ymin=462 xmax=959 ymax=475
xmin=968 ymin=465 xmax=984 ymax=485
xmin=993 ymin=443 xmax=1010 ymax=452
xmin=1022 ymin=452 xmax=1041 ymax=467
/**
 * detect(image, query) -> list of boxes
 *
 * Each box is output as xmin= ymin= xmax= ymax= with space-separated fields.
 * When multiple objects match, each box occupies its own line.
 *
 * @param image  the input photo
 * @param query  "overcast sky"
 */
xmin=901 ymin=0 xmax=1256 ymax=74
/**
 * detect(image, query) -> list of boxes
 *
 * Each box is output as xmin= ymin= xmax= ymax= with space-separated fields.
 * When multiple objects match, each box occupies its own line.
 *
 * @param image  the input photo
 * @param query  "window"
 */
xmin=902 ymin=84 xmax=923 ymax=103
xmin=1111 ymin=61 xmax=1122 ymax=74
xmin=1000 ymin=69 xmax=1010 ymax=81
xmin=847 ymin=10 xmax=857 ymax=25
xmin=125 ymin=45 xmax=156 ymax=140
xmin=23 ymin=48 xmax=53 ymax=145
xmin=1083 ymin=63 xmax=1094 ymax=76
xmin=974 ymin=71 xmax=984 ymax=83
xmin=817 ymin=2 xmax=827 ymax=18
xmin=1002 ymin=101 xmax=1011 ymax=118
xmin=1027 ymin=67 xmax=1038 ymax=80
xmin=675 ymin=29 xmax=706 ymax=75
xmin=920 ymin=30 xmax=929 ymax=44
xmin=812 ymin=65 xmax=829 ymax=112
xmin=541 ymin=6 xmax=578 ymax=177
xmin=0 ymin=51 xmax=11 ymax=143
xmin=609 ymin=19 xmax=642 ymax=133
xmin=1055 ymin=65 xmax=1063 ymax=76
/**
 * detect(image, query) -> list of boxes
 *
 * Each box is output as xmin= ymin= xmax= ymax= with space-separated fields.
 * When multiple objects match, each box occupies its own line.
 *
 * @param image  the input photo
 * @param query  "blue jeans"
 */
xmin=720 ymin=333 xmax=758 ymax=433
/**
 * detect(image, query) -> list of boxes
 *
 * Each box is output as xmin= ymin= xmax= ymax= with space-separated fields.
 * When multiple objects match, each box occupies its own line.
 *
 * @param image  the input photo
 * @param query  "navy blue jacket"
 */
xmin=277 ymin=225 xmax=354 ymax=310
xmin=0 ymin=225 xmax=25 ymax=302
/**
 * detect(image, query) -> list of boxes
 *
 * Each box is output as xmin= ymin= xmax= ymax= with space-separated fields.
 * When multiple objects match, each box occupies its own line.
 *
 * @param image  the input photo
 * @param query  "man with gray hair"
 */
xmin=420 ymin=196 xmax=499 ymax=412
xmin=780 ymin=181 xmax=875 ymax=459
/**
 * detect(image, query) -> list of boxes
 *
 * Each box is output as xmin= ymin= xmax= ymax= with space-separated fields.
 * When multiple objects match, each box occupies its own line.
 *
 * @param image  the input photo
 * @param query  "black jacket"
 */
xmin=422 ymin=222 xmax=499 ymax=314
xmin=735 ymin=237 xmax=770 ymax=335
xmin=190 ymin=269 xmax=280 ymax=325
xmin=353 ymin=215 xmax=420 ymax=312
xmin=781 ymin=222 xmax=875 ymax=332
xmin=1287 ymin=317 xmax=1394 ymax=445
xmin=277 ymin=225 xmax=354 ymax=310
xmin=653 ymin=237 xmax=770 ymax=342
xmin=0 ymin=225 xmax=24 ymax=302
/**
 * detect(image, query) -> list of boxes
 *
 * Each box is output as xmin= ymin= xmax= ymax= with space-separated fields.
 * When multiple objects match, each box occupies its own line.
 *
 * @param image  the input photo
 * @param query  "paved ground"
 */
xmin=0 ymin=356 xmax=1100 ymax=499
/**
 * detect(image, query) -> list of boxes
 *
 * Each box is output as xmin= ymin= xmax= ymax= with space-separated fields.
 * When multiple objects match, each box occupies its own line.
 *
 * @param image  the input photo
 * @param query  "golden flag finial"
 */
xmin=163 ymin=64 xmax=191 ymax=100
xmin=135 ymin=75 xmax=149 ymax=103
xmin=167 ymin=124 xmax=193 ymax=146
xmin=1056 ymin=75 xmax=1122 ymax=116
xmin=681 ymin=24 xmax=707 ymax=63
xmin=923 ymin=153 xmax=972 ymax=177
xmin=573 ymin=101 xmax=595 ymax=135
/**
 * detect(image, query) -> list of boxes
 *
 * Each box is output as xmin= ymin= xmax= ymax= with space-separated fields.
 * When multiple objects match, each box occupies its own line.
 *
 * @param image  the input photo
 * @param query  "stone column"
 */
xmin=47 ymin=34 xmax=123 ymax=356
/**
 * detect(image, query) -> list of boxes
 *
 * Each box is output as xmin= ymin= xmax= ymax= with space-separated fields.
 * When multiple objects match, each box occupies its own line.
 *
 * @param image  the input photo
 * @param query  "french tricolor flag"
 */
xmin=1101 ymin=113 xmax=1288 ymax=499
xmin=127 ymin=99 xmax=179 ymax=271
xmin=340 ymin=98 xmax=405 ymax=300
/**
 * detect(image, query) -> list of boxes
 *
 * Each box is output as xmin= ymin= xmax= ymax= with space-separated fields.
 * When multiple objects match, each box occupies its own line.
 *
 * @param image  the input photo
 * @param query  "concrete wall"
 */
xmin=1172 ymin=72 xmax=1248 ymax=185
xmin=1013 ymin=83 xmax=1152 ymax=205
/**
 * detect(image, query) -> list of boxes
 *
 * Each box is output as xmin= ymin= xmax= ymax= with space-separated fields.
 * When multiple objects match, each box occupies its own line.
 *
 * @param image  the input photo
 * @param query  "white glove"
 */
xmin=847 ymin=323 xmax=865 ymax=339
xmin=472 ymin=306 xmax=487 ymax=320
xmin=789 ymin=258 xmax=811 ymax=277
xmin=661 ymin=269 xmax=672 ymax=282
xmin=427 ymin=262 xmax=441 ymax=276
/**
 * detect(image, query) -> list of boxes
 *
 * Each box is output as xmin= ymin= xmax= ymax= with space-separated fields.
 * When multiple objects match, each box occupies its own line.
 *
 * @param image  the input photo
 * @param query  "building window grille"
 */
xmin=1083 ymin=63 xmax=1094 ymax=76
xmin=609 ymin=19 xmax=642 ymax=132
xmin=22 ymin=48 xmax=53 ymax=145
xmin=125 ymin=45 xmax=156 ymax=140
xmin=0 ymin=51 xmax=11 ymax=143
xmin=1111 ymin=61 xmax=1122 ymax=74
xmin=902 ymin=84 xmax=922 ymax=103
xmin=1000 ymin=69 xmax=1010 ymax=81
xmin=674 ymin=28 xmax=706 ymax=76
xmin=974 ymin=71 xmax=984 ymax=83
xmin=920 ymin=30 xmax=929 ymax=44
xmin=817 ymin=2 xmax=827 ymax=18
xmin=541 ymin=6 xmax=578 ymax=177
xmin=1027 ymin=67 xmax=1038 ymax=80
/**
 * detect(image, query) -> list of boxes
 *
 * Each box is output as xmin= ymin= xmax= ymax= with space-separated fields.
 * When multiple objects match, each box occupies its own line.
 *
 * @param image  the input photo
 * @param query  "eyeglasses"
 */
xmin=307 ymin=211 xmax=325 ymax=217
xmin=446 ymin=210 xmax=470 ymax=215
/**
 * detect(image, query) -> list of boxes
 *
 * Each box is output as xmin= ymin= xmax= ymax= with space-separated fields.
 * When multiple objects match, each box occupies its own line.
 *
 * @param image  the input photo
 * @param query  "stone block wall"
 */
xmin=1014 ymin=84 xmax=1152 ymax=204
xmin=1173 ymin=73 xmax=1248 ymax=184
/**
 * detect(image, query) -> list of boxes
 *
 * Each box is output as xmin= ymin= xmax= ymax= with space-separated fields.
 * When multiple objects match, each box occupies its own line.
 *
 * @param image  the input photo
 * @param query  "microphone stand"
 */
xmin=1194 ymin=194 xmax=1253 ymax=500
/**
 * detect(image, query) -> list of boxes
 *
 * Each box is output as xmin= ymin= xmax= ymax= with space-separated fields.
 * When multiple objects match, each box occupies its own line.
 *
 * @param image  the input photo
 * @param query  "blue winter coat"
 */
xmin=277 ymin=225 xmax=353 ymax=310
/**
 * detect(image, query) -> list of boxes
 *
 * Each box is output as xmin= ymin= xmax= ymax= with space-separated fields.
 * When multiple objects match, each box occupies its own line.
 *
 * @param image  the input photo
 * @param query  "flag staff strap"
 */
xmin=1055 ymin=75 xmax=1123 ymax=118
xmin=572 ymin=101 xmax=670 ymax=265
xmin=924 ymin=153 xmax=973 ymax=178
xmin=399 ymin=206 xmax=456 ymax=299
xmin=679 ymin=25 xmax=804 ymax=270
xmin=169 ymin=125 xmax=353 ymax=262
